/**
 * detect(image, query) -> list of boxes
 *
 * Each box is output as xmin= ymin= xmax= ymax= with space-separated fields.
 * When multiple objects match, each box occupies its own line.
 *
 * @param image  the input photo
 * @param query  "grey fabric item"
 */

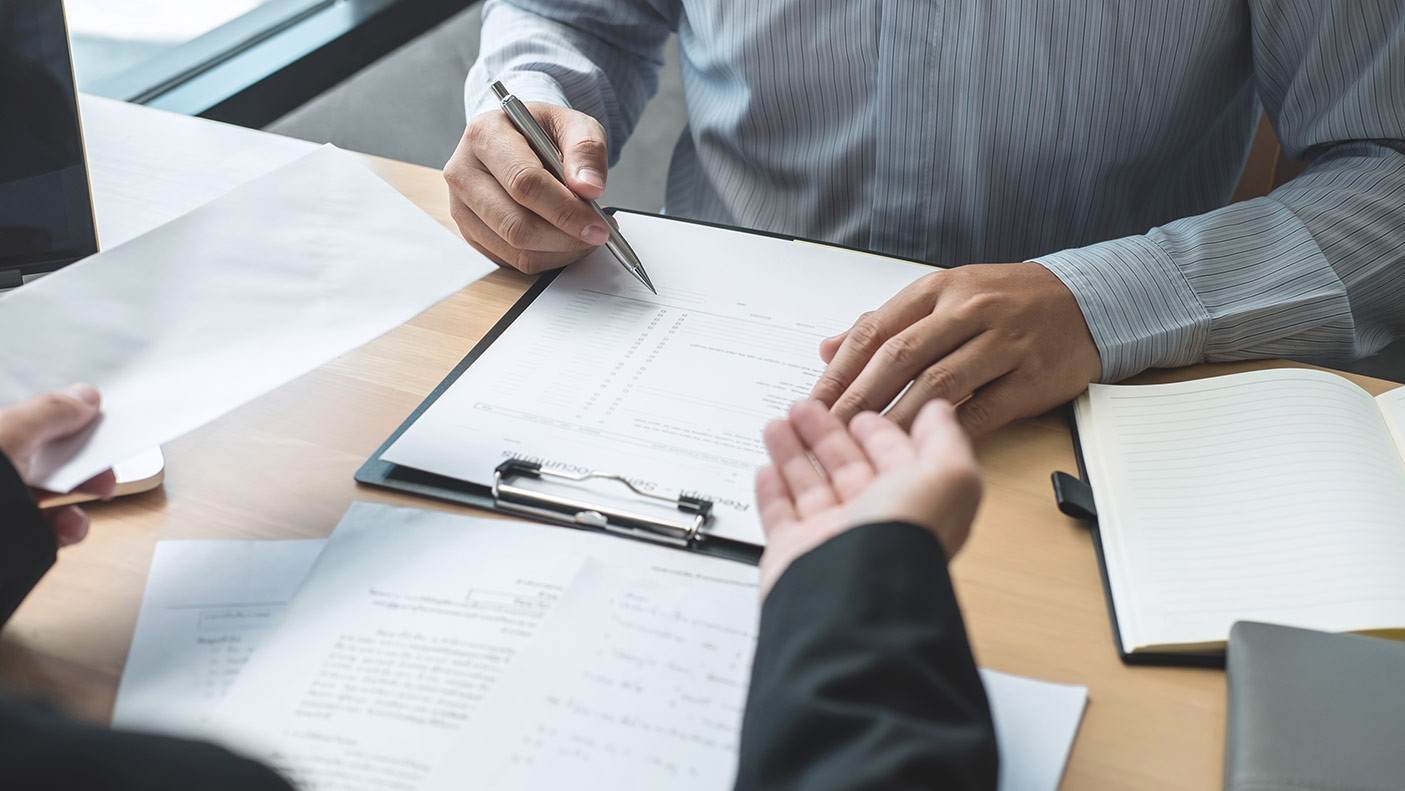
xmin=1225 ymin=622 xmax=1405 ymax=791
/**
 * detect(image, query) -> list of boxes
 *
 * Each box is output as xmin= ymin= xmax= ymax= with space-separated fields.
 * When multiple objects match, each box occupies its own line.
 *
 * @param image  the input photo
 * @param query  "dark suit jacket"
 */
xmin=2 ymin=451 xmax=994 ymax=789
xmin=0 ymin=455 xmax=293 ymax=791
xmin=734 ymin=522 xmax=999 ymax=790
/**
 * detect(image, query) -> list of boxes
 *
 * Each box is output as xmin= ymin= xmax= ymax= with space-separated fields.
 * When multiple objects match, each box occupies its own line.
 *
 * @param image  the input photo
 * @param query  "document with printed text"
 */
xmin=207 ymin=503 xmax=758 ymax=791
xmin=127 ymin=504 xmax=1088 ymax=790
xmin=112 ymin=539 xmax=326 ymax=734
xmin=382 ymin=213 xmax=935 ymax=544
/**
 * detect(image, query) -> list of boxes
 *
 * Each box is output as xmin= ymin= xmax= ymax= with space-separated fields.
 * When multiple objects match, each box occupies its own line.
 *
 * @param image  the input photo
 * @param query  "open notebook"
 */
xmin=1072 ymin=367 xmax=1405 ymax=661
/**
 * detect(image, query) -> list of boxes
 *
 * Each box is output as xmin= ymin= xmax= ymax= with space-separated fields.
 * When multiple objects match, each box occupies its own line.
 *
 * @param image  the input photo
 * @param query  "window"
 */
xmin=63 ymin=0 xmax=469 ymax=128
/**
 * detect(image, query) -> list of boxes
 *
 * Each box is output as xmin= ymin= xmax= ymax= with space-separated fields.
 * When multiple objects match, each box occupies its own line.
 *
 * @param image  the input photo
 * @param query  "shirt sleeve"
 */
xmin=1034 ymin=2 xmax=1405 ymax=383
xmin=463 ymin=0 xmax=679 ymax=164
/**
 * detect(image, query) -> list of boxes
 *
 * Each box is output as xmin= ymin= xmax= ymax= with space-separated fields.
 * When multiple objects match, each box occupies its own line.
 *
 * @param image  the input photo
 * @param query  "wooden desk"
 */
xmin=1 ymin=122 xmax=1398 ymax=791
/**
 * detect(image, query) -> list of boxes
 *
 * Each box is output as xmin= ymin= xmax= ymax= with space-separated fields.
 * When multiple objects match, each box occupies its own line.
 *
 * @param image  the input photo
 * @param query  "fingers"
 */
xmin=882 ymin=334 xmax=1013 ymax=429
xmin=0 ymin=384 xmax=102 ymax=470
xmin=956 ymin=373 xmax=1034 ymax=438
xmin=762 ymin=418 xmax=836 ymax=518
xmin=848 ymin=411 xmax=918 ymax=473
xmin=475 ymin=108 xmax=608 ymax=241
xmin=754 ymin=464 xmax=797 ymax=533
xmin=540 ymin=105 xmax=609 ymax=201
xmin=828 ymin=313 xmax=982 ymax=423
xmin=808 ymin=276 xmax=938 ymax=409
xmin=72 ymin=468 xmax=118 ymax=501
xmin=45 ymin=505 xmax=90 ymax=547
xmin=444 ymin=106 xmax=610 ymax=274
xmin=910 ymin=400 xmax=975 ymax=466
xmin=458 ymin=162 xmax=600 ymax=254
xmin=449 ymin=199 xmax=588 ymax=274
xmin=818 ymin=330 xmax=847 ymax=364
xmin=787 ymin=400 xmax=874 ymax=500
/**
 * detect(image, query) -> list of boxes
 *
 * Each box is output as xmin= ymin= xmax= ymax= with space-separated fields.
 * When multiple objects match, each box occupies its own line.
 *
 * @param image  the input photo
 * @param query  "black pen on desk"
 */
xmin=490 ymin=80 xmax=656 ymax=294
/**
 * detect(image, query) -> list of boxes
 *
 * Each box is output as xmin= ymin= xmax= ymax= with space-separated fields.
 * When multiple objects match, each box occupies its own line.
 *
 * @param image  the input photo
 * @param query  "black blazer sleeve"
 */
xmin=0 ymin=454 xmax=293 ymax=791
xmin=734 ymin=522 xmax=998 ymax=791
xmin=0 ymin=451 xmax=56 ymax=626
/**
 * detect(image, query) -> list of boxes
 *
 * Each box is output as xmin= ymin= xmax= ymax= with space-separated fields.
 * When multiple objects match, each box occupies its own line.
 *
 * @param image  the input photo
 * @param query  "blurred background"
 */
xmin=65 ymin=0 xmax=685 ymax=212
xmin=64 ymin=0 xmax=1402 ymax=380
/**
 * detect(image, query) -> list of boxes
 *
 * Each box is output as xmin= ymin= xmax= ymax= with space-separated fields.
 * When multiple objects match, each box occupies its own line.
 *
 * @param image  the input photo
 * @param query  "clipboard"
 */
xmin=356 ymin=209 xmax=941 ymax=565
xmin=1051 ymin=406 xmax=1226 ymax=669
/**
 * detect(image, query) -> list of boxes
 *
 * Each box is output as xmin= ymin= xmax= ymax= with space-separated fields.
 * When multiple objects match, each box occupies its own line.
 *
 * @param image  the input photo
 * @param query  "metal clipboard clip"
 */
xmin=491 ymin=459 xmax=714 ymax=548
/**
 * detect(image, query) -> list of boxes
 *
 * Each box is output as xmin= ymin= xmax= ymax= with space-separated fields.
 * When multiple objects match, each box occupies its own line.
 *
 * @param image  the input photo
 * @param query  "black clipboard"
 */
xmin=1053 ymin=405 xmax=1226 ymax=669
xmin=357 ymin=209 xmax=940 ymax=565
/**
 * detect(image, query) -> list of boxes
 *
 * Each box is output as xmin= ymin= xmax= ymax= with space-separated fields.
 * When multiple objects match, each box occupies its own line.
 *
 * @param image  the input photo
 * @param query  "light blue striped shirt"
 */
xmin=465 ymin=1 xmax=1405 ymax=382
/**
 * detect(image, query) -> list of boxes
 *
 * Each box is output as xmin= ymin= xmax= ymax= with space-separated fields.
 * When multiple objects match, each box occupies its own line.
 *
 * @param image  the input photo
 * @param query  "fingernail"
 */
xmin=576 ymin=168 xmax=605 ymax=190
xmin=581 ymin=224 xmax=609 ymax=245
xmin=62 ymin=383 xmax=100 ymax=407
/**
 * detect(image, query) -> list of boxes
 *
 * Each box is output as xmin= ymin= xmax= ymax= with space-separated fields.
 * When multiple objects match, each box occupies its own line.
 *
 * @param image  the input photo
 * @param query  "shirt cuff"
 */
xmin=1033 ymin=235 xmax=1211 ymax=382
xmin=464 ymin=70 xmax=572 ymax=122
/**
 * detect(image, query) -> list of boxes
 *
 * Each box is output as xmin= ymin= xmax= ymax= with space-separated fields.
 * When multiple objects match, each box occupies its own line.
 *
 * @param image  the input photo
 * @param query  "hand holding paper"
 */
xmin=0 ymin=146 xmax=494 ymax=492
xmin=0 ymin=383 xmax=116 ymax=545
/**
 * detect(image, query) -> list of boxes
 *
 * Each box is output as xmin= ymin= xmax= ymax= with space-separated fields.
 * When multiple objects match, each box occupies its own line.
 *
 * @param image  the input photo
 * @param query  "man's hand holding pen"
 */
xmin=445 ymin=101 xmax=611 ymax=275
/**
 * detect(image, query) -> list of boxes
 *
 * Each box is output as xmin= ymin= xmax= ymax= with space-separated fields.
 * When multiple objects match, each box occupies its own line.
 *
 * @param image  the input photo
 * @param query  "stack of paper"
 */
xmin=114 ymin=503 xmax=1088 ymax=791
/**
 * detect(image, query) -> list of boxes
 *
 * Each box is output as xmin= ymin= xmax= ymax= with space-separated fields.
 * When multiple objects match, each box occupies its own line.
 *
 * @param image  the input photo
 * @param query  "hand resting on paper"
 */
xmin=810 ymin=262 xmax=1102 ymax=436
xmin=0 ymin=383 xmax=116 ymax=546
xmin=754 ymin=398 xmax=983 ymax=596
xmin=445 ymin=102 xmax=612 ymax=274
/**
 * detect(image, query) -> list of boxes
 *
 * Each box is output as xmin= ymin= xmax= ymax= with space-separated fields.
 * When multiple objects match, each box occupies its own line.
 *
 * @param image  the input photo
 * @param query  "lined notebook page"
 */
xmin=1077 ymin=369 xmax=1405 ymax=653
xmin=1378 ymin=385 xmax=1405 ymax=455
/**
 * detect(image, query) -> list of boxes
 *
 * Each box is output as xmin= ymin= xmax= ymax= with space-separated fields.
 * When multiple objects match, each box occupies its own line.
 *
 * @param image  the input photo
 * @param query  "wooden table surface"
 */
xmin=1 ymin=148 xmax=1397 ymax=791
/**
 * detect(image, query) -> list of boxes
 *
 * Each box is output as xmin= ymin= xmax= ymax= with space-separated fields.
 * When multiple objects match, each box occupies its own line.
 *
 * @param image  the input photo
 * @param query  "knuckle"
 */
xmin=847 ymin=314 xmax=887 ymax=351
xmin=810 ymin=374 xmax=842 ymax=403
xmin=442 ymin=161 xmax=468 ymax=192
xmin=502 ymin=163 xmax=546 ymax=204
xmin=497 ymin=209 xmax=535 ymax=249
xmin=957 ymin=292 xmax=1000 ymax=320
xmin=915 ymin=365 xmax=963 ymax=399
xmin=570 ymin=134 xmax=606 ymax=162
xmin=916 ymin=271 xmax=946 ymax=296
xmin=959 ymin=398 xmax=994 ymax=434
xmin=546 ymin=201 xmax=586 ymax=234
xmin=877 ymin=335 xmax=920 ymax=371
xmin=833 ymin=391 xmax=868 ymax=417
xmin=464 ymin=115 xmax=489 ymax=144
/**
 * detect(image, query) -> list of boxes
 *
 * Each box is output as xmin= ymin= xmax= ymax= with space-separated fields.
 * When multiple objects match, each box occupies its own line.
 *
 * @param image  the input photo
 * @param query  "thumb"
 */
xmin=911 ymin=399 xmax=973 ymax=464
xmin=0 ymin=384 xmax=102 ymax=459
xmin=550 ymin=109 xmax=609 ymax=201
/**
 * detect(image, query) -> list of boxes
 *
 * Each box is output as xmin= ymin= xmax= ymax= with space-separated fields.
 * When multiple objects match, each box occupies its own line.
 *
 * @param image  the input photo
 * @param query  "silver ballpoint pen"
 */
xmin=491 ymin=80 xmax=656 ymax=294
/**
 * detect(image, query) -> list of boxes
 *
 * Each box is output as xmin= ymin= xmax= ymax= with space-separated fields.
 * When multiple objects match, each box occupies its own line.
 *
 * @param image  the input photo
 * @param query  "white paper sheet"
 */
xmin=126 ymin=514 xmax=1086 ymax=791
xmin=383 ymin=213 xmax=935 ymax=545
xmin=0 ymin=145 xmax=492 ymax=492
xmin=111 ymin=539 xmax=327 ymax=734
xmin=80 ymin=94 xmax=317 ymax=249
xmin=434 ymin=561 xmax=1088 ymax=791
xmin=208 ymin=502 xmax=759 ymax=791
xmin=980 ymin=670 xmax=1088 ymax=791
xmin=424 ymin=559 xmax=759 ymax=791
